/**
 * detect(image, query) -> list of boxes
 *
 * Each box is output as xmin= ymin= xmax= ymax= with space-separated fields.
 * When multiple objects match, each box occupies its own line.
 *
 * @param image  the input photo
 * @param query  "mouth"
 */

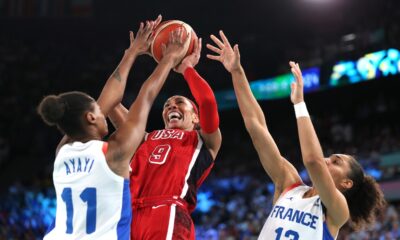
xmin=168 ymin=111 xmax=183 ymax=123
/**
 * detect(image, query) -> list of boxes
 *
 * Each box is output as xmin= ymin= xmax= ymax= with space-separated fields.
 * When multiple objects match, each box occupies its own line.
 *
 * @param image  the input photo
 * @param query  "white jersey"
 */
xmin=44 ymin=140 xmax=131 ymax=240
xmin=258 ymin=184 xmax=335 ymax=240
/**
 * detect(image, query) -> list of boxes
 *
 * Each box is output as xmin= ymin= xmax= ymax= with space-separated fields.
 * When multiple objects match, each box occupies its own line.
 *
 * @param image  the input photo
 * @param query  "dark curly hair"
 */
xmin=342 ymin=155 xmax=386 ymax=229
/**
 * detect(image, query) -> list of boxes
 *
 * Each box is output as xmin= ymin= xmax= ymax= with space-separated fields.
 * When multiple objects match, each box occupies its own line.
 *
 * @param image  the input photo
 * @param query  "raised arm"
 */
xmin=175 ymin=38 xmax=221 ymax=159
xmin=97 ymin=16 xmax=161 ymax=116
xmin=104 ymin=16 xmax=162 ymax=129
xmin=54 ymin=19 xmax=161 ymax=154
xmin=207 ymin=31 xmax=301 ymax=202
xmin=106 ymin=28 xmax=188 ymax=179
xmin=290 ymin=61 xmax=349 ymax=227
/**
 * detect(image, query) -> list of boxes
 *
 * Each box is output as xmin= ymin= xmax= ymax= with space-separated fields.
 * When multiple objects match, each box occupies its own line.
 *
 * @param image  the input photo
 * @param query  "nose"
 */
xmin=325 ymin=158 xmax=330 ymax=165
xmin=167 ymin=103 xmax=178 ymax=111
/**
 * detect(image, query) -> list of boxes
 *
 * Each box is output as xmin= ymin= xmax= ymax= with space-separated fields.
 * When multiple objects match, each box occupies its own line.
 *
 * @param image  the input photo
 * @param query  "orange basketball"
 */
xmin=150 ymin=20 xmax=197 ymax=63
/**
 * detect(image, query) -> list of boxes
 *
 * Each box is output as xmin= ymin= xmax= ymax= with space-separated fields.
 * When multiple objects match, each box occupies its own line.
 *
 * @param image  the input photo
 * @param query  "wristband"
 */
xmin=294 ymin=102 xmax=310 ymax=118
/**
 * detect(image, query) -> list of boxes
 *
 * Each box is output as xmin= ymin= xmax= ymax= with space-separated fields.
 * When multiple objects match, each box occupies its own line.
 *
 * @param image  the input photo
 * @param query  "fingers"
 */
xmin=137 ymin=22 xmax=144 ymax=36
xmin=176 ymin=27 xmax=184 ymax=44
xmin=296 ymin=62 xmax=302 ymax=75
xmin=144 ymin=21 xmax=151 ymax=32
xmin=219 ymin=30 xmax=232 ymax=48
xmin=180 ymin=27 xmax=187 ymax=44
xmin=168 ymin=27 xmax=185 ymax=44
xmin=210 ymin=34 xmax=225 ymax=49
xmin=233 ymin=44 xmax=240 ymax=56
xmin=289 ymin=61 xmax=300 ymax=76
xmin=144 ymin=21 xmax=155 ymax=38
xmin=154 ymin=14 xmax=162 ymax=28
xmin=129 ymin=31 xmax=135 ymax=43
xmin=290 ymin=82 xmax=296 ymax=92
xmin=169 ymin=30 xmax=175 ymax=44
xmin=161 ymin=43 xmax=167 ymax=54
xmin=206 ymin=54 xmax=221 ymax=61
xmin=198 ymin=38 xmax=202 ymax=54
xmin=194 ymin=38 xmax=202 ymax=55
xmin=289 ymin=61 xmax=303 ymax=85
xmin=206 ymin=43 xmax=222 ymax=55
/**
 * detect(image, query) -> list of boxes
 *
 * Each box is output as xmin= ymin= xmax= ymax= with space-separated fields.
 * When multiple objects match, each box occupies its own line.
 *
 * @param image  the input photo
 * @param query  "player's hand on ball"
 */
xmin=162 ymin=27 xmax=189 ymax=67
xmin=174 ymin=38 xmax=202 ymax=74
xmin=127 ymin=15 xmax=162 ymax=56
xmin=207 ymin=30 xmax=241 ymax=73
xmin=289 ymin=61 xmax=305 ymax=104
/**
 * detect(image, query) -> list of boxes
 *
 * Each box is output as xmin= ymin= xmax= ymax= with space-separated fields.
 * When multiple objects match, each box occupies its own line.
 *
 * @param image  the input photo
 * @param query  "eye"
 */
xmin=164 ymin=103 xmax=169 ymax=109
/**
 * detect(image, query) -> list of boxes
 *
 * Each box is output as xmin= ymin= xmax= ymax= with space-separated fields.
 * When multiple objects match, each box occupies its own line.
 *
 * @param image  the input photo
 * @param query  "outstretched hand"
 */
xmin=289 ymin=61 xmax=304 ymax=104
xmin=174 ymin=38 xmax=202 ymax=74
xmin=206 ymin=30 xmax=241 ymax=73
xmin=161 ymin=27 xmax=190 ymax=67
xmin=127 ymin=15 xmax=162 ymax=56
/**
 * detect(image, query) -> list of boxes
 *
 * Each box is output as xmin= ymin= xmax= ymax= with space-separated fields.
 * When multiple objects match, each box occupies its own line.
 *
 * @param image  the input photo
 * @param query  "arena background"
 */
xmin=1 ymin=0 xmax=400 ymax=239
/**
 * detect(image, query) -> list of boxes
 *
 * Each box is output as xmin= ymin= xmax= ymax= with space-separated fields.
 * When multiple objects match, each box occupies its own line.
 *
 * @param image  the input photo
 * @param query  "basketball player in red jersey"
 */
xmin=40 ymin=17 xmax=190 ymax=239
xmin=110 ymin=36 xmax=221 ymax=239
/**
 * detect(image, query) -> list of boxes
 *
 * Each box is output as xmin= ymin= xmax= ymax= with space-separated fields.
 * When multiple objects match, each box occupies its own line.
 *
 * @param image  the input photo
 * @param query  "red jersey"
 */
xmin=130 ymin=129 xmax=214 ymax=212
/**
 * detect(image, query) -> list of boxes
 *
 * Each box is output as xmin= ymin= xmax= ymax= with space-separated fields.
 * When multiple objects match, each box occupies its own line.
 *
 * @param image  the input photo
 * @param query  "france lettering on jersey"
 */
xmin=258 ymin=185 xmax=335 ymax=240
xmin=44 ymin=140 xmax=131 ymax=240
xmin=130 ymin=129 xmax=214 ymax=212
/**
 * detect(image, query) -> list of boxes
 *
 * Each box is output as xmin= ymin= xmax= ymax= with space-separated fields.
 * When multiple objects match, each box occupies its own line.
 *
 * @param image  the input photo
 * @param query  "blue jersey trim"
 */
xmin=117 ymin=180 xmax=132 ymax=240
xmin=45 ymin=218 xmax=56 ymax=236
xmin=323 ymin=221 xmax=334 ymax=240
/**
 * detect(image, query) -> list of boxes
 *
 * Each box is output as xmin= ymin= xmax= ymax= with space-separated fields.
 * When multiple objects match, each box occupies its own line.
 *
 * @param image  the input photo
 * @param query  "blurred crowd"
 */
xmin=1 ymin=2 xmax=400 ymax=238
xmin=1 ymin=90 xmax=400 ymax=239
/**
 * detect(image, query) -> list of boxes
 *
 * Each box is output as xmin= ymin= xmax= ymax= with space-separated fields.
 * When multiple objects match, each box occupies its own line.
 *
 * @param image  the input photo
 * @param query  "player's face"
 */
xmin=162 ymin=96 xmax=199 ymax=131
xmin=325 ymin=154 xmax=353 ymax=191
xmin=92 ymin=102 xmax=108 ymax=137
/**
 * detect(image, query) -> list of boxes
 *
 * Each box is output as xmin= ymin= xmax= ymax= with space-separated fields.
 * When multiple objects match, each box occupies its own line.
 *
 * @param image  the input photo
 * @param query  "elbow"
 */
xmin=199 ymin=95 xmax=216 ymax=109
xmin=303 ymin=154 xmax=325 ymax=167
xmin=243 ymin=117 xmax=264 ymax=134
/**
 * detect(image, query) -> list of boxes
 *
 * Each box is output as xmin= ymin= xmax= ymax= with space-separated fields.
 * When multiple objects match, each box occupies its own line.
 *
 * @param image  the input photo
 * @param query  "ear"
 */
xmin=191 ymin=112 xmax=199 ymax=124
xmin=85 ymin=111 xmax=97 ymax=124
xmin=341 ymin=178 xmax=354 ymax=190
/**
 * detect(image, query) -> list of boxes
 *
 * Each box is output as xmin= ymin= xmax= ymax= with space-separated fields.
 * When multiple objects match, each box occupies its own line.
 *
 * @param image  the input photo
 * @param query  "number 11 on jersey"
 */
xmin=61 ymin=187 xmax=97 ymax=234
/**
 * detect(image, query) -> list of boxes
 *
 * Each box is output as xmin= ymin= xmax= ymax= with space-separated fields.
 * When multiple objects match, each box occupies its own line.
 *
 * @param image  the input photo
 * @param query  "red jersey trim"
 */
xmin=281 ymin=181 xmax=303 ymax=197
xmin=102 ymin=142 xmax=108 ymax=155
xmin=196 ymin=162 xmax=214 ymax=187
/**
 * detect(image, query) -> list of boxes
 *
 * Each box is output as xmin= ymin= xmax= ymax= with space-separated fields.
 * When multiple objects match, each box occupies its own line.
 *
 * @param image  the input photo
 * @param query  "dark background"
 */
xmin=0 ymin=0 xmax=400 ymax=238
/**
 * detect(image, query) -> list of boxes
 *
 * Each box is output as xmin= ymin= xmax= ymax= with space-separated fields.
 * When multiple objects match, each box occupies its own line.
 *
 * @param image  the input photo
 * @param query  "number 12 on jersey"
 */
xmin=275 ymin=227 xmax=299 ymax=240
xmin=61 ymin=187 xmax=97 ymax=234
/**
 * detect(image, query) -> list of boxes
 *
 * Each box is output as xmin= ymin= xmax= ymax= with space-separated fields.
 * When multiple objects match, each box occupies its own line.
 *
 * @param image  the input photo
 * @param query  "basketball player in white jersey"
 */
xmin=207 ymin=31 xmax=385 ymax=239
xmin=40 ymin=20 xmax=189 ymax=240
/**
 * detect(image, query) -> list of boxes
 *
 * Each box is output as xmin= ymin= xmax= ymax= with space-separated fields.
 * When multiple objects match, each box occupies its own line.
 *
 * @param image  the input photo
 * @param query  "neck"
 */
xmin=304 ymin=187 xmax=318 ymax=198
xmin=70 ymin=132 xmax=102 ymax=143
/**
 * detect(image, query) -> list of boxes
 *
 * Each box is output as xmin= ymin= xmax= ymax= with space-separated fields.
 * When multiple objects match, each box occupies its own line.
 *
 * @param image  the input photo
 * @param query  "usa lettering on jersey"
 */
xmin=151 ymin=129 xmax=185 ymax=140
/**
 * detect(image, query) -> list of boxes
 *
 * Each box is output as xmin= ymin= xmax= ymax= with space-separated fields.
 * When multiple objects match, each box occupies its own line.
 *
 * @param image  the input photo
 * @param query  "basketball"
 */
xmin=150 ymin=20 xmax=197 ymax=63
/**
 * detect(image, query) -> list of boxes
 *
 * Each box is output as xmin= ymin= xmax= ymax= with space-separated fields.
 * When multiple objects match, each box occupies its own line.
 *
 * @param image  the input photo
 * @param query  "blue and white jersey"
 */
xmin=258 ymin=184 xmax=335 ymax=240
xmin=44 ymin=140 xmax=131 ymax=240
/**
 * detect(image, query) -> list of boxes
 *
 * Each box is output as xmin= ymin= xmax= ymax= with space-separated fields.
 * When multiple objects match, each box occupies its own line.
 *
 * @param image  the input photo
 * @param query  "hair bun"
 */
xmin=37 ymin=95 xmax=66 ymax=126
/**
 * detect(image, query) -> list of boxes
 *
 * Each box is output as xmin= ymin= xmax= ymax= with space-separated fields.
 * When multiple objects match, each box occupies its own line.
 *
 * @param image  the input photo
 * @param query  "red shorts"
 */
xmin=131 ymin=198 xmax=195 ymax=240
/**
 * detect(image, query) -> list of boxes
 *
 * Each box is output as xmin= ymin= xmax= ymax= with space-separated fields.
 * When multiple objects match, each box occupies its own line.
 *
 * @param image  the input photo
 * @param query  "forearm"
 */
xmin=97 ymin=51 xmax=138 ymax=116
xmin=183 ymin=67 xmax=219 ymax=133
xmin=126 ymin=58 xmax=174 ymax=121
xmin=295 ymin=104 xmax=324 ymax=163
xmin=109 ymin=104 xmax=129 ymax=129
xmin=231 ymin=66 xmax=266 ymax=130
